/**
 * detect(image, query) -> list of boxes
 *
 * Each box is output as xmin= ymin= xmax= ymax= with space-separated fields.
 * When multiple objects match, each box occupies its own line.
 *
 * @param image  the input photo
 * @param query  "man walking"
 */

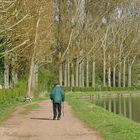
xmin=50 ymin=83 xmax=65 ymax=120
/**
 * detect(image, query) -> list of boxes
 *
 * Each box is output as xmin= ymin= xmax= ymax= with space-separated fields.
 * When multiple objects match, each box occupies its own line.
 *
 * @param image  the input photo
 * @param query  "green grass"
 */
xmin=0 ymin=97 xmax=48 ymax=124
xmin=32 ymin=97 xmax=48 ymax=102
xmin=0 ymin=81 xmax=26 ymax=124
xmin=67 ymin=93 xmax=140 ymax=140
xmin=0 ymin=99 xmax=24 ymax=124
xmin=0 ymin=79 xmax=48 ymax=125
xmin=20 ymin=103 xmax=40 ymax=115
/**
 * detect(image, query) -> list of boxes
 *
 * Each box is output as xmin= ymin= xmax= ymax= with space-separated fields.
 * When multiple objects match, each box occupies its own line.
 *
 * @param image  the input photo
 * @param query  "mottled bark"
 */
xmin=118 ymin=62 xmax=122 ymax=87
xmin=32 ymin=62 xmax=39 ymax=88
xmin=108 ymin=66 xmax=111 ymax=87
xmin=59 ymin=62 xmax=63 ymax=86
xmin=11 ymin=55 xmax=18 ymax=87
xmin=103 ymin=46 xmax=106 ymax=87
xmin=4 ymin=53 xmax=9 ymax=89
xmin=71 ymin=62 xmax=75 ymax=87
xmin=67 ymin=60 xmax=70 ymax=87
xmin=92 ymin=59 xmax=95 ymax=88
xmin=81 ymin=61 xmax=85 ymax=87
xmin=123 ymin=60 xmax=126 ymax=87
xmin=128 ymin=64 xmax=132 ymax=87
xmin=75 ymin=59 xmax=79 ymax=87
xmin=113 ymin=66 xmax=116 ymax=87
xmin=108 ymin=55 xmax=111 ymax=87
xmin=86 ymin=58 xmax=89 ymax=87
xmin=35 ymin=63 xmax=39 ymax=87
xmin=79 ymin=63 xmax=82 ymax=87
xmin=64 ymin=62 xmax=67 ymax=87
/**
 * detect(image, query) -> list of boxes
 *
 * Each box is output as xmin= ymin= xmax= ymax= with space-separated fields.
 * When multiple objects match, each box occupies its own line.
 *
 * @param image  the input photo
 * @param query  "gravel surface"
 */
xmin=0 ymin=101 xmax=104 ymax=140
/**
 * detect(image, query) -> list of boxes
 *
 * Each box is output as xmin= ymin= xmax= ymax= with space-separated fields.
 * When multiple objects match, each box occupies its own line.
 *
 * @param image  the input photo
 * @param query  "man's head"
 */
xmin=54 ymin=82 xmax=60 ymax=87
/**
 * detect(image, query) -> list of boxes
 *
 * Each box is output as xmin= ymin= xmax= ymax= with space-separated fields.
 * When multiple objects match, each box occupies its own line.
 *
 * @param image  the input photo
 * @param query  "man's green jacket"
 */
xmin=50 ymin=85 xmax=65 ymax=104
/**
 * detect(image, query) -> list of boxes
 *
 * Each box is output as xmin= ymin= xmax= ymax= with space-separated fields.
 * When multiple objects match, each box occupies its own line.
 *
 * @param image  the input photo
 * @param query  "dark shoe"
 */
xmin=57 ymin=117 xmax=60 ymax=120
xmin=53 ymin=117 xmax=56 ymax=120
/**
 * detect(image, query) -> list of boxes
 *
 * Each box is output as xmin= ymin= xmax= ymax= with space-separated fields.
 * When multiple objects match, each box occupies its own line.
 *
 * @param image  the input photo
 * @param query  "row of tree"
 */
xmin=0 ymin=0 xmax=54 ymax=95
xmin=0 ymin=0 xmax=139 ymax=96
xmin=56 ymin=0 xmax=140 ymax=88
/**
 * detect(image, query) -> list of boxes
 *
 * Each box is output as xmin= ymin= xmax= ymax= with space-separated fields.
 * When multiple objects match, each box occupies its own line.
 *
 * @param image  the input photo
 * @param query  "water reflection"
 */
xmin=94 ymin=96 xmax=140 ymax=123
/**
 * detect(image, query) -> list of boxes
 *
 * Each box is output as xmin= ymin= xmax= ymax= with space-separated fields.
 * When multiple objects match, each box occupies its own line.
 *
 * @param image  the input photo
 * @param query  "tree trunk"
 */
xmin=123 ymin=60 xmax=126 ymax=87
xmin=11 ymin=55 xmax=18 ymax=87
xmin=113 ymin=54 xmax=116 ymax=87
xmin=26 ymin=8 xmax=41 ymax=97
xmin=67 ymin=60 xmax=70 ymax=87
xmin=113 ymin=66 xmax=116 ymax=87
xmin=59 ymin=51 xmax=63 ymax=86
xmin=34 ymin=62 xmax=39 ymax=88
xmin=64 ymin=62 xmax=67 ymax=87
xmin=81 ymin=61 xmax=85 ymax=87
xmin=27 ymin=58 xmax=35 ymax=96
xmin=92 ymin=58 xmax=95 ymax=88
xmin=75 ymin=59 xmax=79 ymax=87
xmin=36 ymin=63 xmax=39 ymax=87
xmin=71 ymin=62 xmax=74 ymax=87
xmin=128 ymin=64 xmax=132 ymax=87
xmin=118 ymin=62 xmax=122 ymax=87
xmin=59 ymin=62 xmax=63 ymax=86
xmin=13 ymin=72 xmax=18 ymax=86
xmin=108 ymin=55 xmax=111 ymax=87
xmin=31 ymin=61 xmax=36 ymax=89
xmin=103 ymin=47 xmax=106 ymax=87
xmin=79 ymin=63 xmax=82 ymax=87
xmin=108 ymin=66 xmax=111 ymax=87
xmin=86 ymin=58 xmax=89 ymax=87
xmin=4 ymin=53 xmax=9 ymax=89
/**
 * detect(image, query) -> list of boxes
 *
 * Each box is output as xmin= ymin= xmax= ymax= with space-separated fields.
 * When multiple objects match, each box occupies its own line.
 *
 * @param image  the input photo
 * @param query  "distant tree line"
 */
xmin=0 ymin=0 xmax=139 ymax=96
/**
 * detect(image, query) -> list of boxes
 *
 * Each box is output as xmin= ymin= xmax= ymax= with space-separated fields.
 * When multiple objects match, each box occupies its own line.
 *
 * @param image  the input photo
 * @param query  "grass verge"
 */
xmin=0 ymin=99 xmax=23 ymax=124
xmin=0 ymin=97 xmax=48 ymax=124
xmin=67 ymin=93 xmax=140 ymax=140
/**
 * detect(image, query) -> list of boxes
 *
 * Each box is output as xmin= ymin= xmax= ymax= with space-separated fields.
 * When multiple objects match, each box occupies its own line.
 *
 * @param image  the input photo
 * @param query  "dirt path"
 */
xmin=0 ymin=101 xmax=104 ymax=140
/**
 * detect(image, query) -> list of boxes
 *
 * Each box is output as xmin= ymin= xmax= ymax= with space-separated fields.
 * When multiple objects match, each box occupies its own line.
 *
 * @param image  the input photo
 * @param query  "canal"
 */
xmin=93 ymin=95 xmax=140 ymax=123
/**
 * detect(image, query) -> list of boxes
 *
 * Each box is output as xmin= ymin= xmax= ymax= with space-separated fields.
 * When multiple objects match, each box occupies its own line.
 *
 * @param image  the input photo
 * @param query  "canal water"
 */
xmin=93 ymin=96 xmax=140 ymax=123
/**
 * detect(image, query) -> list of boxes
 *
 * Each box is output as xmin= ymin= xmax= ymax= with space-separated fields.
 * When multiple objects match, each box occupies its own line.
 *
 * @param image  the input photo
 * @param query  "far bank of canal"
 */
xmin=92 ymin=94 xmax=140 ymax=123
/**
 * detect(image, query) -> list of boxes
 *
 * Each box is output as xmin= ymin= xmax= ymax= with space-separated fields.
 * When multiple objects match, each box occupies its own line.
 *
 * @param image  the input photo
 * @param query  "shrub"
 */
xmin=0 ymin=80 xmax=26 ymax=104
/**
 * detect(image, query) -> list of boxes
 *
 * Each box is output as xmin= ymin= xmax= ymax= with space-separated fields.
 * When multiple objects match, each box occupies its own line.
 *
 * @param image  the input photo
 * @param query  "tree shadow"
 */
xmin=30 ymin=117 xmax=53 ymax=120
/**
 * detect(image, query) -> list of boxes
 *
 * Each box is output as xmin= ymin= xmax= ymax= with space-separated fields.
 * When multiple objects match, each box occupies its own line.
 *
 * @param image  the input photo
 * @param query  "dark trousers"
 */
xmin=53 ymin=103 xmax=61 ymax=119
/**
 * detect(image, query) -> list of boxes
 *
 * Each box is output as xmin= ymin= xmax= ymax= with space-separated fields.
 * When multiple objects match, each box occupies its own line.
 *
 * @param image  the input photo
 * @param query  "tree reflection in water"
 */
xmin=94 ymin=96 xmax=140 ymax=123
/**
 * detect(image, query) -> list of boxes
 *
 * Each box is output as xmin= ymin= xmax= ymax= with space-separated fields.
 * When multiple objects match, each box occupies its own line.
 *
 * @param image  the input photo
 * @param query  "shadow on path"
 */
xmin=30 ymin=117 xmax=53 ymax=120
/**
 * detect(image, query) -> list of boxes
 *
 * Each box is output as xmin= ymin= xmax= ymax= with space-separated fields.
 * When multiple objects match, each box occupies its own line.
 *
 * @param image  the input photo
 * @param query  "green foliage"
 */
xmin=0 ymin=80 xmax=47 ymax=124
xmin=0 ymin=80 xmax=26 ymax=104
xmin=132 ymin=65 xmax=140 ymax=86
xmin=67 ymin=93 xmax=140 ymax=140
xmin=38 ymin=67 xmax=56 ymax=93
